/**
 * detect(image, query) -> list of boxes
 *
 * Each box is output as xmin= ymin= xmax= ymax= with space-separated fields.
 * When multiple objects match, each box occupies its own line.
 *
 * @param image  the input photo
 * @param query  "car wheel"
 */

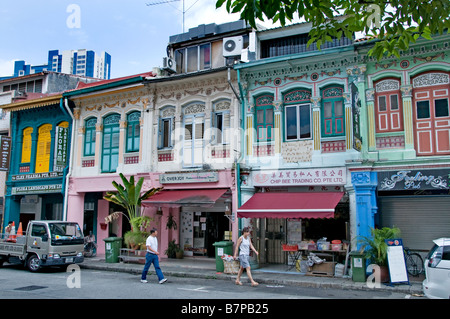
xmin=27 ymin=255 xmax=41 ymax=272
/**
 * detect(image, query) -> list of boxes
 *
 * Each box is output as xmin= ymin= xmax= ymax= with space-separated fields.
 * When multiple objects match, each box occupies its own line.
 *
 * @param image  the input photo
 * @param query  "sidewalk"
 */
xmin=79 ymin=255 xmax=424 ymax=296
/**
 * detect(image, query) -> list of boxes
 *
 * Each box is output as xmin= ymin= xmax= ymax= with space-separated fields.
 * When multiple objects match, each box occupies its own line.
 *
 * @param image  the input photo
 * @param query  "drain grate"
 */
xmin=14 ymin=285 xmax=48 ymax=291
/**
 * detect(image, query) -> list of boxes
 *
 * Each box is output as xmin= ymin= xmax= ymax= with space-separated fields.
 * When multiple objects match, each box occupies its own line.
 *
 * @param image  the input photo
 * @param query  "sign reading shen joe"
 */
xmin=252 ymin=167 xmax=346 ymax=186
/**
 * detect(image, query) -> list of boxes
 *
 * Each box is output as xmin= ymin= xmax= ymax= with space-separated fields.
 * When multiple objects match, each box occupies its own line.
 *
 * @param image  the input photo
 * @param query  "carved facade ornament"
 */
xmin=184 ymin=103 xmax=205 ymax=115
xmin=73 ymin=108 xmax=81 ymax=120
xmin=400 ymin=85 xmax=413 ymax=97
xmin=413 ymin=52 xmax=445 ymax=63
xmin=375 ymin=61 xmax=397 ymax=69
xmin=365 ymin=88 xmax=375 ymax=102
xmin=284 ymin=90 xmax=312 ymax=104
xmin=375 ymin=79 xmax=400 ymax=92
xmin=214 ymin=101 xmax=231 ymax=111
xmin=412 ymin=73 xmax=449 ymax=88
xmin=161 ymin=107 xmax=176 ymax=118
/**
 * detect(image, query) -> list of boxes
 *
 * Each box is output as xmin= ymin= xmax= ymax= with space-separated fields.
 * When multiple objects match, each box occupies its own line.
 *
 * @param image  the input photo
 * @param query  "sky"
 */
xmin=0 ymin=0 xmax=248 ymax=79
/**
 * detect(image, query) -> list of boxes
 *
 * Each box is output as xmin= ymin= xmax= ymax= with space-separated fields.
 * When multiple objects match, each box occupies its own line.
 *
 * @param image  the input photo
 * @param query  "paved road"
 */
xmin=0 ymin=264 xmax=419 ymax=300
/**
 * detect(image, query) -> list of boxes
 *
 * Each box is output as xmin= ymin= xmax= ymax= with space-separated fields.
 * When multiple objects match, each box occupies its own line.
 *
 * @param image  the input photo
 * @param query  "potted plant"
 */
xmin=104 ymin=174 xmax=162 ymax=250
xmin=358 ymin=226 xmax=401 ymax=282
xmin=166 ymin=214 xmax=177 ymax=230
xmin=176 ymin=245 xmax=184 ymax=259
xmin=164 ymin=239 xmax=178 ymax=258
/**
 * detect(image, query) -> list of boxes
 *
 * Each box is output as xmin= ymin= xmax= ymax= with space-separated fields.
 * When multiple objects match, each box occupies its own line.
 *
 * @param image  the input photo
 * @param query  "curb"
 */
xmin=79 ymin=262 xmax=424 ymax=296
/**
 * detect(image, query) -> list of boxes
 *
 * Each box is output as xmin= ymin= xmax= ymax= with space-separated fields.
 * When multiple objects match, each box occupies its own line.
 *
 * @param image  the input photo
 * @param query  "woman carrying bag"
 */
xmin=233 ymin=227 xmax=259 ymax=287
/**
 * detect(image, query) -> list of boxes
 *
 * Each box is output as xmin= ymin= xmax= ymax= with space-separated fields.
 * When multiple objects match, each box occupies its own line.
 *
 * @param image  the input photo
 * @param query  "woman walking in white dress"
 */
xmin=233 ymin=227 xmax=259 ymax=286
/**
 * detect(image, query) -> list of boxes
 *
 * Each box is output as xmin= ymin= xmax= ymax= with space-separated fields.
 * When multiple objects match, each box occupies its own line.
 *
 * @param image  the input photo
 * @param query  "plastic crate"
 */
xmin=282 ymin=244 xmax=298 ymax=251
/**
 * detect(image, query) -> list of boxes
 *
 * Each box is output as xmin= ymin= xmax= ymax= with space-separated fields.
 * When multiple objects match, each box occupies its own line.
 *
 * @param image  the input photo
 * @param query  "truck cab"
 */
xmin=0 ymin=220 xmax=84 ymax=272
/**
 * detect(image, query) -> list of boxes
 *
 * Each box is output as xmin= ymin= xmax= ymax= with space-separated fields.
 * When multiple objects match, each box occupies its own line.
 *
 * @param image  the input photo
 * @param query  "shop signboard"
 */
xmin=11 ymin=184 xmax=63 ymax=195
xmin=11 ymin=172 xmax=64 ymax=181
xmin=159 ymin=171 xmax=219 ymax=184
xmin=379 ymin=169 xmax=449 ymax=191
xmin=385 ymin=238 xmax=409 ymax=285
xmin=0 ymin=136 xmax=11 ymax=171
xmin=54 ymin=126 xmax=69 ymax=172
xmin=252 ymin=167 xmax=346 ymax=187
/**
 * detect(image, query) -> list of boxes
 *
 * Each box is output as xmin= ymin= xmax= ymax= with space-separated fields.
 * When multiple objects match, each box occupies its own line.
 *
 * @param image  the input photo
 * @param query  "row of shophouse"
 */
xmin=1 ymin=20 xmax=449 ymax=265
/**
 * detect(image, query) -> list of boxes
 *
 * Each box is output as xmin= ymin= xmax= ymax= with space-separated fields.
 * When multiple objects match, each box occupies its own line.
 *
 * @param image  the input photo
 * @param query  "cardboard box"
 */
xmin=307 ymin=262 xmax=336 ymax=277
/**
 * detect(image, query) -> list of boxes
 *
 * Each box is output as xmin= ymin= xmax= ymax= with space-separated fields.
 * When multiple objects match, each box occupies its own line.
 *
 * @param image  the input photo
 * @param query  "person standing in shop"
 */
xmin=141 ymin=228 xmax=167 ymax=284
xmin=233 ymin=227 xmax=259 ymax=287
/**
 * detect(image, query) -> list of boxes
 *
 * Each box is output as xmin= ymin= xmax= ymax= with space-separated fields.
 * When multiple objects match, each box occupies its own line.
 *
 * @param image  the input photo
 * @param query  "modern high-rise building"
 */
xmin=7 ymin=49 xmax=111 ymax=80
xmin=48 ymin=49 xmax=111 ymax=79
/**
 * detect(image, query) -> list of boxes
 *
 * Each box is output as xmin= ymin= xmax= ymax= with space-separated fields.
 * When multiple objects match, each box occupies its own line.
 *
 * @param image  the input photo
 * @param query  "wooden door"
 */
xmin=413 ymin=73 xmax=450 ymax=156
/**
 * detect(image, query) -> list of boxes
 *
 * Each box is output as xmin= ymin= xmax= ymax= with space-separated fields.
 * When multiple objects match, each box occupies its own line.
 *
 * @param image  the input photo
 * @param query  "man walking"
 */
xmin=141 ymin=228 xmax=167 ymax=284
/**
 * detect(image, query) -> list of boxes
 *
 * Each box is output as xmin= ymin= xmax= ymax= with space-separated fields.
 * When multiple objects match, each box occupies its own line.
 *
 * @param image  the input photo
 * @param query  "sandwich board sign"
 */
xmin=385 ymin=238 xmax=409 ymax=285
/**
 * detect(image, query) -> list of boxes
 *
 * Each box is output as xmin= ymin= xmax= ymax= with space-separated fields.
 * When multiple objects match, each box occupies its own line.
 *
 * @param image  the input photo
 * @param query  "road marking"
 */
xmin=177 ymin=286 xmax=210 ymax=293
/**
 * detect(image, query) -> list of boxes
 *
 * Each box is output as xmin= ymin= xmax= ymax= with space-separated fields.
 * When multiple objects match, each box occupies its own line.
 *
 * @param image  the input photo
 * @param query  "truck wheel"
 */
xmin=26 ymin=255 xmax=41 ymax=272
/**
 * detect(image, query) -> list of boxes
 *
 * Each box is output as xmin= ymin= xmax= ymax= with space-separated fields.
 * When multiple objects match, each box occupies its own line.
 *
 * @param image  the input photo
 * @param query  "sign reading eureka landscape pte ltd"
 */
xmin=252 ymin=167 xmax=346 ymax=186
xmin=379 ymin=169 xmax=449 ymax=191
xmin=159 ymin=171 xmax=219 ymax=184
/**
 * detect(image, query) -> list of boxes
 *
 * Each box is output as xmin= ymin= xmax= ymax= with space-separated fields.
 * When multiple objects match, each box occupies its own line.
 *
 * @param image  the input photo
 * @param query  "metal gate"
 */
xmin=265 ymin=218 xmax=286 ymax=264
xmin=379 ymin=196 xmax=450 ymax=251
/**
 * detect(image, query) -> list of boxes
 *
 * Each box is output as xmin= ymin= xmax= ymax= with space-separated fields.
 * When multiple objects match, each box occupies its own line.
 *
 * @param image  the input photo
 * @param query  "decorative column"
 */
xmin=401 ymin=85 xmax=415 ymax=157
xmin=246 ymin=102 xmax=254 ymax=156
xmin=118 ymin=119 xmax=127 ymax=165
xmin=94 ymin=123 xmax=103 ymax=168
xmin=76 ymin=127 xmax=84 ymax=167
xmin=365 ymin=88 xmax=376 ymax=151
xmin=311 ymin=97 xmax=322 ymax=152
xmin=273 ymin=100 xmax=282 ymax=154
xmin=343 ymin=92 xmax=353 ymax=150
xmin=351 ymin=171 xmax=378 ymax=249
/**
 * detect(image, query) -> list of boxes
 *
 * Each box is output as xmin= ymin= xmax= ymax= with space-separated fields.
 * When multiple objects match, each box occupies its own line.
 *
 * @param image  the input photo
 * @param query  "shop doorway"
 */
xmin=183 ymin=211 xmax=229 ymax=257
xmin=206 ymin=213 xmax=229 ymax=258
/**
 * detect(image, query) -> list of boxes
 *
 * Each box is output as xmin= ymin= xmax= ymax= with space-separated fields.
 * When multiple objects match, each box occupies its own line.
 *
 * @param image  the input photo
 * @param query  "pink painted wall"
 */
xmin=67 ymin=170 xmax=238 ymax=258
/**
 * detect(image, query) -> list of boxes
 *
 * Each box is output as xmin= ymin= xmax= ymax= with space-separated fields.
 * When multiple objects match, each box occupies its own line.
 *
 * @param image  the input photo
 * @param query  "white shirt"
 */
xmin=239 ymin=236 xmax=250 ymax=256
xmin=146 ymin=235 xmax=158 ymax=254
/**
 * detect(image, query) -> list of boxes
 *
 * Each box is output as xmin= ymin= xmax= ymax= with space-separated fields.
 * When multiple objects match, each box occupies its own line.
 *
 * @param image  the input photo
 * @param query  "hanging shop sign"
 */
xmin=378 ymin=169 xmax=449 ymax=191
xmin=11 ymin=172 xmax=64 ymax=181
xmin=54 ymin=126 xmax=69 ymax=172
xmin=11 ymin=184 xmax=63 ymax=195
xmin=252 ymin=167 xmax=346 ymax=186
xmin=0 ymin=136 xmax=11 ymax=171
xmin=159 ymin=171 xmax=219 ymax=184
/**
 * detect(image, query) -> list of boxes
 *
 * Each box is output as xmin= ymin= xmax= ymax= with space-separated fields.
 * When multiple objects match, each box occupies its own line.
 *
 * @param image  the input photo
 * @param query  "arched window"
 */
xmin=126 ymin=111 xmax=141 ymax=152
xmin=321 ymin=86 xmax=344 ymax=137
xmin=102 ymin=114 xmax=120 ymax=173
xmin=21 ymin=127 xmax=33 ymax=163
xmin=412 ymin=72 xmax=450 ymax=155
xmin=84 ymin=118 xmax=97 ymax=156
xmin=283 ymin=89 xmax=312 ymax=140
xmin=255 ymin=94 xmax=274 ymax=142
xmin=35 ymin=124 xmax=52 ymax=173
xmin=158 ymin=106 xmax=175 ymax=149
xmin=374 ymin=78 xmax=403 ymax=132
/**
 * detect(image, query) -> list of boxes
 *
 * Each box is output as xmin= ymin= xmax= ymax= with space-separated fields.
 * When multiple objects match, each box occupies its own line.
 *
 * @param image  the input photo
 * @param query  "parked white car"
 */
xmin=423 ymin=238 xmax=450 ymax=299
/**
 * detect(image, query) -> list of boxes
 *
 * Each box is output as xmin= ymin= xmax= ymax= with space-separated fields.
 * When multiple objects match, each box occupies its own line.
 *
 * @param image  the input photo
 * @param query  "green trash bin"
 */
xmin=213 ymin=241 xmax=234 ymax=272
xmin=104 ymin=237 xmax=123 ymax=263
xmin=350 ymin=251 xmax=367 ymax=282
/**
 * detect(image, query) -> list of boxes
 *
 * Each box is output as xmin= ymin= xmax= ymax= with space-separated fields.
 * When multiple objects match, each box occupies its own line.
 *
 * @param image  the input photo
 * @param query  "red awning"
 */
xmin=237 ymin=192 xmax=344 ymax=219
xmin=141 ymin=189 xmax=228 ymax=208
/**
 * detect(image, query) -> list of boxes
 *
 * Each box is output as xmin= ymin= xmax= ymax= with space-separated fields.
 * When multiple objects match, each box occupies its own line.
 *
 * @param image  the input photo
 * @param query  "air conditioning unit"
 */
xmin=162 ymin=57 xmax=177 ymax=73
xmin=223 ymin=36 xmax=243 ymax=57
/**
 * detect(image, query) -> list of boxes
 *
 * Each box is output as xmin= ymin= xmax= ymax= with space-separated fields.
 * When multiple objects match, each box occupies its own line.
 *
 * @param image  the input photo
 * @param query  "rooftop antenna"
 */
xmin=146 ymin=0 xmax=200 ymax=33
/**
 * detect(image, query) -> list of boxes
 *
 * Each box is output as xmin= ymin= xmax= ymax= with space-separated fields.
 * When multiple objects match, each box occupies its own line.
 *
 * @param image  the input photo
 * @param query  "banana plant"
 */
xmin=104 ymin=173 xmax=163 ymax=231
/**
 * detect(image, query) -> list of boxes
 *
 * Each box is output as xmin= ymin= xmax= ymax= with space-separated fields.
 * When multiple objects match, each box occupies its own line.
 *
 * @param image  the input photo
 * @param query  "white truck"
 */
xmin=0 ymin=220 xmax=84 ymax=272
